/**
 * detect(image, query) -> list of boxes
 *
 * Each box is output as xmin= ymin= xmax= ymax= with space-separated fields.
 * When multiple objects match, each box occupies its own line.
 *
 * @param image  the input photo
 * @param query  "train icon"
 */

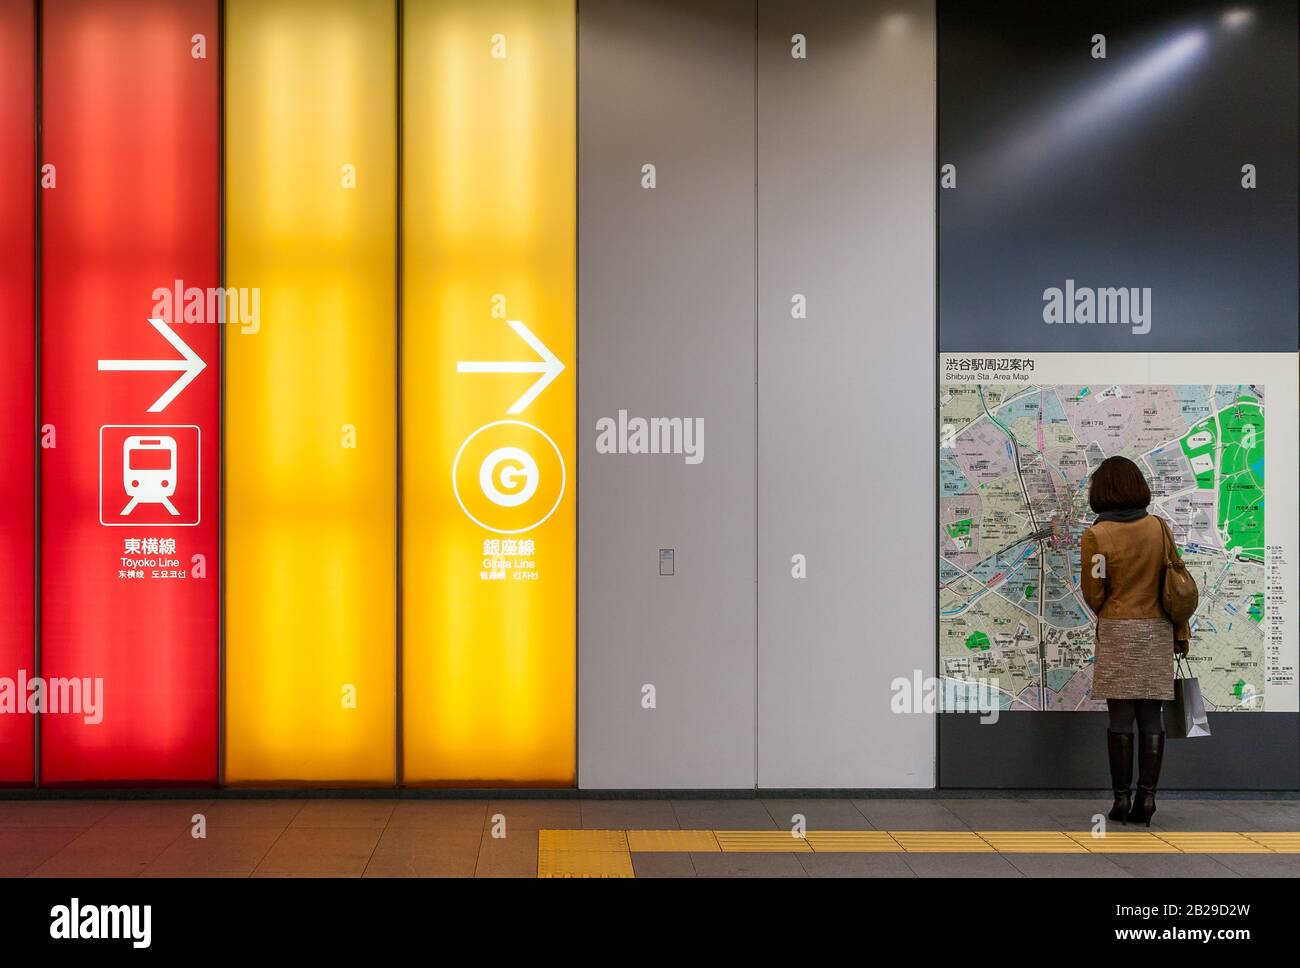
xmin=99 ymin=424 xmax=201 ymax=527
xmin=121 ymin=435 xmax=179 ymax=516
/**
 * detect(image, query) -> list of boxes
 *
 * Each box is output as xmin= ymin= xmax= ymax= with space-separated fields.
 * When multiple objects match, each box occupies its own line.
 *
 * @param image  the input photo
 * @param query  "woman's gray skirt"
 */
xmin=1092 ymin=616 xmax=1176 ymax=700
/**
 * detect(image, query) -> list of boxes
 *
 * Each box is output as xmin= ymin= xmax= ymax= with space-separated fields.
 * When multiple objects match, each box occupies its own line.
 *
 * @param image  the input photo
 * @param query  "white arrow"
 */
xmin=457 ymin=319 xmax=565 ymax=414
xmin=97 ymin=317 xmax=207 ymax=412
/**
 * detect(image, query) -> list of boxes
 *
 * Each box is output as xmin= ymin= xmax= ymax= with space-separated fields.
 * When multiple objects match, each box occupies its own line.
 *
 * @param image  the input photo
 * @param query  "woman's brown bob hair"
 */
xmin=1088 ymin=455 xmax=1152 ymax=513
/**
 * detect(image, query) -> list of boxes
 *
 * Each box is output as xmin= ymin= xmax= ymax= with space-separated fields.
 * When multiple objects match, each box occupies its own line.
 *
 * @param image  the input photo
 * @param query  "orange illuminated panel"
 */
xmin=401 ymin=0 xmax=576 ymax=784
xmin=223 ymin=0 xmax=397 ymax=783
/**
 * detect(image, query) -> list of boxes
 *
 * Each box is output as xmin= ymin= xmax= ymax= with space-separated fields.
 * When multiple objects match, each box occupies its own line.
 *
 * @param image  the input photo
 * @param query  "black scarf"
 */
xmin=1094 ymin=508 xmax=1149 ymax=523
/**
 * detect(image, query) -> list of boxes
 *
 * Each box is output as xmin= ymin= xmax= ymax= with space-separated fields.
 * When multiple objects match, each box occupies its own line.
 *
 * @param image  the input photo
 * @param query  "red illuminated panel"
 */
xmin=40 ymin=0 xmax=219 ymax=783
xmin=0 ymin=0 xmax=35 ymax=786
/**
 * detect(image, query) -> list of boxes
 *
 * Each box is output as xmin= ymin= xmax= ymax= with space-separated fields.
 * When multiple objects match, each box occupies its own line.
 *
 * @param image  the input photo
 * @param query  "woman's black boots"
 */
xmin=1127 ymin=732 xmax=1165 ymax=826
xmin=1106 ymin=731 xmax=1133 ymax=824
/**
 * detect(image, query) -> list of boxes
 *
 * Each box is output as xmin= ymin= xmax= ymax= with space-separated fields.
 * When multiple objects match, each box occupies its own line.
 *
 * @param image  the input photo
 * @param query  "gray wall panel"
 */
xmin=756 ymin=1 xmax=936 ymax=788
xmin=578 ymin=0 xmax=757 ymax=789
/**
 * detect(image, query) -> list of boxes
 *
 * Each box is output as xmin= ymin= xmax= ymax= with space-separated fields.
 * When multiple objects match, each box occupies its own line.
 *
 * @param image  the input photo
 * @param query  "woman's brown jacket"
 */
xmin=1080 ymin=515 xmax=1191 ymax=642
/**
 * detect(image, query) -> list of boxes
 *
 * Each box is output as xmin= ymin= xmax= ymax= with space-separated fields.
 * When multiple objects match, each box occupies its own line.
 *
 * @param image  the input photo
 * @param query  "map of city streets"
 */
xmin=940 ymin=382 xmax=1266 ymax=712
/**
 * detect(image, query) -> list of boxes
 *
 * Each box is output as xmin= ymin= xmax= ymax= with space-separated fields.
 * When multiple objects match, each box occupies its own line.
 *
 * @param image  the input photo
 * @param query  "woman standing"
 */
xmin=1080 ymin=456 xmax=1190 ymax=826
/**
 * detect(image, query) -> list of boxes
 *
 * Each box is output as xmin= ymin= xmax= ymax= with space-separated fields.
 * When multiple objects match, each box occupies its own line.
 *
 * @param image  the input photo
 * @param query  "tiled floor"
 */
xmin=0 ymin=797 xmax=1297 ymax=877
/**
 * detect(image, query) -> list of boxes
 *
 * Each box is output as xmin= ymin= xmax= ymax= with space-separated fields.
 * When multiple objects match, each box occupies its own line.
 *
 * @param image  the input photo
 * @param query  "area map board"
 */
xmin=939 ymin=353 xmax=1297 ymax=714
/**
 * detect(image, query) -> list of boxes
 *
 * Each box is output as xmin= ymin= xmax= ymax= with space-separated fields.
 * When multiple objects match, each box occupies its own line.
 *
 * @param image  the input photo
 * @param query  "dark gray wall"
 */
xmin=939 ymin=0 xmax=1299 ymax=352
xmin=756 ymin=0 xmax=936 ymax=788
xmin=578 ymin=0 xmax=758 ymax=789
xmin=937 ymin=0 xmax=1299 ymax=789
xmin=942 ymin=713 xmax=1300 ymax=790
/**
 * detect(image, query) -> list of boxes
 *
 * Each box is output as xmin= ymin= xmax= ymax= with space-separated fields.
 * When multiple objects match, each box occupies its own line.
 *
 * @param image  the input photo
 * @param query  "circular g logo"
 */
xmin=453 ymin=420 xmax=565 ymax=534
xmin=479 ymin=447 xmax=539 ymax=507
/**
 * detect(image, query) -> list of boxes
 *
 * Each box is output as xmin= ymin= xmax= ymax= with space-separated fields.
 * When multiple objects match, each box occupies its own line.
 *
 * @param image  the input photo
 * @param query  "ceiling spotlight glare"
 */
xmin=1220 ymin=8 xmax=1254 ymax=29
xmin=975 ymin=28 xmax=1207 ymax=192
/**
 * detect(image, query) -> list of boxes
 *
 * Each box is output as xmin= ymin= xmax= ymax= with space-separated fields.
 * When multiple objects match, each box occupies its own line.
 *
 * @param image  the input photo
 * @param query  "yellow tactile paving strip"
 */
xmin=538 ymin=829 xmax=628 ymax=852
xmin=979 ymin=831 xmax=1087 ymax=853
xmin=714 ymin=830 xmax=813 ymax=852
xmin=625 ymin=829 xmax=720 ymax=852
xmin=537 ymin=849 xmax=635 ymax=878
xmin=1245 ymin=833 xmax=1300 ymax=853
xmin=537 ymin=829 xmax=634 ymax=878
xmin=803 ymin=831 xmax=900 ymax=852
xmin=537 ymin=828 xmax=1300 ymax=876
xmin=891 ymin=830 xmax=996 ymax=852
xmin=1066 ymin=831 xmax=1180 ymax=852
xmin=1155 ymin=832 xmax=1272 ymax=853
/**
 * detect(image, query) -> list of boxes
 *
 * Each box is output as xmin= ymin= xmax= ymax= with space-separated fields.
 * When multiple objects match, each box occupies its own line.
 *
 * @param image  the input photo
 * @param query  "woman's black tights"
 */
xmin=1107 ymin=698 xmax=1162 ymax=735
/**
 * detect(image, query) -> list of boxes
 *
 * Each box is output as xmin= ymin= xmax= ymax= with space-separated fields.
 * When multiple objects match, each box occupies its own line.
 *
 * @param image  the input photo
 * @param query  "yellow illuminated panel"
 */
xmin=402 ymin=0 xmax=576 ymax=784
xmin=224 ymin=0 xmax=396 ymax=783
